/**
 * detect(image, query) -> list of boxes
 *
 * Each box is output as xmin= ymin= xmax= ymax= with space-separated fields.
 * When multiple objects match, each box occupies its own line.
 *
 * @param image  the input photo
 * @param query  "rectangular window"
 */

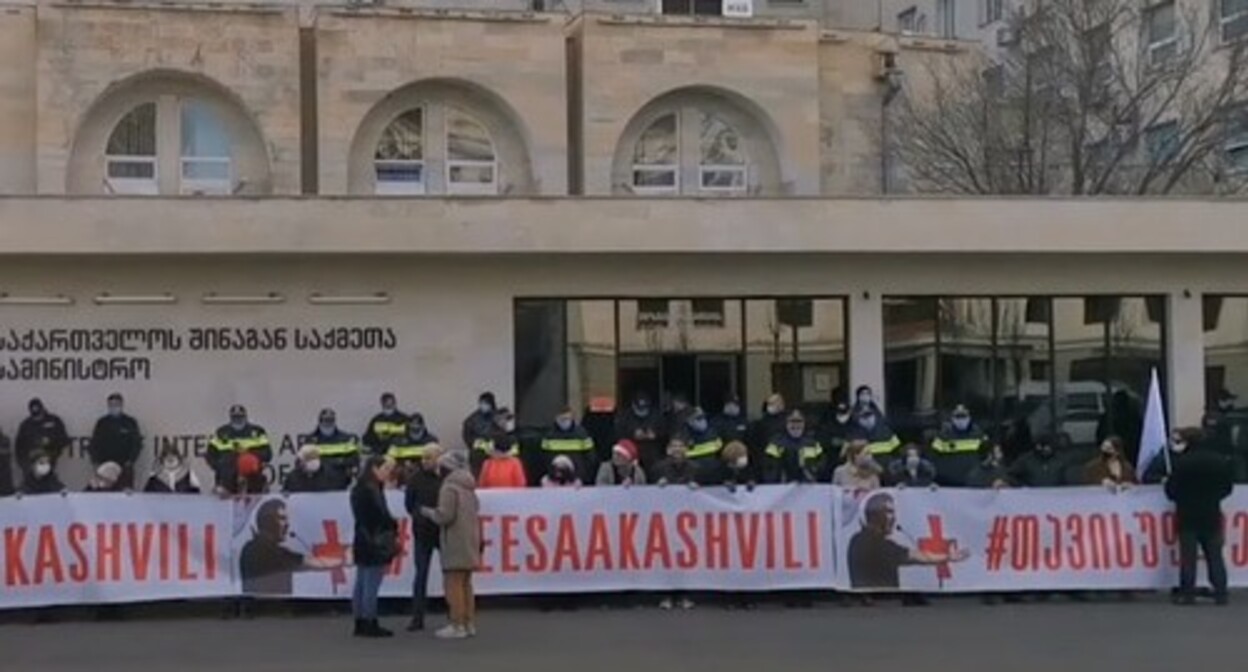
xmin=374 ymin=161 xmax=425 ymax=195
xmin=699 ymin=165 xmax=747 ymax=192
xmin=937 ymin=0 xmax=956 ymax=38
xmin=1146 ymin=1 xmax=1178 ymax=65
xmin=636 ymin=299 xmax=671 ymax=329
xmin=1204 ymin=296 xmax=1248 ymax=419
xmin=1223 ymin=0 xmax=1248 ymax=43
xmin=1226 ymin=105 xmax=1248 ymax=173
xmin=180 ymin=157 xmax=232 ymax=196
xmin=1145 ymin=121 xmax=1181 ymax=164
xmin=447 ymin=161 xmax=497 ymax=195
xmin=691 ymin=299 xmax=726 ymax=328
xmin=632 ymin=167 xmax=679 ymax=194
xmin=661 ymin=0 xmax=722 ymax=15
xmin=983 ymin=0 xmax=1004 ymax=25
xmin=105 ymin=157 xmax=158 ymax=195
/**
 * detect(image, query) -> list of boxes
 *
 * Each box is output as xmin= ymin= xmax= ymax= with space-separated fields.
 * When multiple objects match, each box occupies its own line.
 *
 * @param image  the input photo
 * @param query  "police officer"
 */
xmin=470 ymin=407 xmax=517 ymax=477
xmin=387 ymin=414 xmax=440 ymax=481
xmin=848 ymin=407 xmax=901 ymax=459
xmin=0 ymin=428 xmax=14 ymax=496
xmin=764 ymin=410 xmax=827 ymax=483
xmin=540 ymin=407 xmax=595 ymax=484
xmin=930 ymin=404 xmax=988 ymax=487
xmin=363 ymin=393 xmax=409 ymax=456
xmin=1167 ymin=427 xmax=1234 ymax=605
xmin=304 ymin=408 xmax=360 ymax=489
xmin=207 ymin=405 xmax=272 ymax=495
xmin=682 ymin=408 xmax=724 ymax=484
xmin=462 ymin=392 xmax=498 ymax=456
xmin=818 ymin=401 xmax=854 ymax=464
xmin=16 ymin=398 xmax=70 ymax=472
xmin=89 ymin=393 xmax=143 ymax=489
xmin=616 ymin=393 xmax=663 ymax=475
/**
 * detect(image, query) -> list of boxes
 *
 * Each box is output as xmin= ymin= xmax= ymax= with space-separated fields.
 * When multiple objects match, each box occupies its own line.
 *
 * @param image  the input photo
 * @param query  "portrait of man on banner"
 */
xmin=847 ymin=492 xmax=970 ymax=590
xmin=238 ymin=497 xmax=345 ymax=595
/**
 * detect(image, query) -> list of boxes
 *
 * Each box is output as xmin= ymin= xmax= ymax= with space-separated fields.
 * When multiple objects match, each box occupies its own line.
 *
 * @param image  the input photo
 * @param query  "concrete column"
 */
xmin=848 ymin=291 xmax=886 ymax=412
xmin=1167 ymin=289 xmax=1206 ymax=428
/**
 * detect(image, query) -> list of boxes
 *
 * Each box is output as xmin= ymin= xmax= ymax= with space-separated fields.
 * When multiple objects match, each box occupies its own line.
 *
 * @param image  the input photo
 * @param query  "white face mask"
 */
xmin=163 ymin=458 xmax=181 ymax=472
xmin=734 ymin=457 xmax=749 ymax=469
xmin=504 ymin=419 xmax=516 ymax=433
xmin=34 ymin=462 xmax=52 ymax=477
xmin=304 ymin=459 xmax=321 ymax=473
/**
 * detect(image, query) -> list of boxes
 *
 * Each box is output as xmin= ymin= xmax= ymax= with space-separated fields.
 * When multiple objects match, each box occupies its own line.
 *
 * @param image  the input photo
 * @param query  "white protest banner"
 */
xmin=231 ymin=485 xmax=835 ymax=599
xmin=834 ymin=485 xmax=1248 ymax=592
xmin=0 ymin=493 xmax=232 ymax=608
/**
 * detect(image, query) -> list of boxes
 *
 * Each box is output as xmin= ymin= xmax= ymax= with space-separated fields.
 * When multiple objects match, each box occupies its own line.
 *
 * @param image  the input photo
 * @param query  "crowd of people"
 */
xmin=0 ymin=384 xmax=1239 ymax=631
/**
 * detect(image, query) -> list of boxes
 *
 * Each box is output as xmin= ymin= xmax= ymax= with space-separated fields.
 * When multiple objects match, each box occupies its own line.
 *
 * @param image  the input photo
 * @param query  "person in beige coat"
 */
xmin=420 ymin=450 xmax=481 ymax=640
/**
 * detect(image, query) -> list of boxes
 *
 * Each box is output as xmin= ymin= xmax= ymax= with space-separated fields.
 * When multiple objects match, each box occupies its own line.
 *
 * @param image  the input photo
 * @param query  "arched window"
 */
xmin=628 ymin=108 xmax=748 ymax=195
xmin=374 ymin=108 xmax=425 ymax=195
xmin=105 ymin=103 xmax=157 ymax=195
xmin=103 ymin=98 xmax=234 ymax=195
xmin=372 ymin=106 xmax=498 ymax=196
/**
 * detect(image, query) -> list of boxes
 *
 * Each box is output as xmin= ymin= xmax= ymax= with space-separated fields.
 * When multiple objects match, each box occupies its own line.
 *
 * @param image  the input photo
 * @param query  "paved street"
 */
xmin=0 ymin=595 xmax=1239 ymax=672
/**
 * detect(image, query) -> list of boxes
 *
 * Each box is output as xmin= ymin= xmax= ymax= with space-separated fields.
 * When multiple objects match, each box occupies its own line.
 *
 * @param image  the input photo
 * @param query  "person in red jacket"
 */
xmin=478 ymin=442 xmax=528 ymax=489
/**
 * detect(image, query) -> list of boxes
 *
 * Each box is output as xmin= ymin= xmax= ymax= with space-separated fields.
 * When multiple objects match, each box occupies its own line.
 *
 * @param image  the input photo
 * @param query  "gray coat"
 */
xmin=426 ymin=468 xmax=481 ymax=571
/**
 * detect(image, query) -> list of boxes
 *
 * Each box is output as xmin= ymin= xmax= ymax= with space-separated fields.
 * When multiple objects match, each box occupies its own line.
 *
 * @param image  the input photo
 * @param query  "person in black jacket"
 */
xmin=1008 ymin=435 xmax=1067 ymax=487
xmin=0 ymin=428 xmax=14 ymax=497
xmin=284 ymin=445 xmax=340 ymax=493
xmin=404 ymin=445 xmax=444 ymax=631
xmin=16 ymin=398 xmax=70 ymax=473
xmin=615 ymin=393 xmax=663 ymax=475
xmin=351 ymin=455 xmax=399 ymax=638
xmin=19 ymin=450 xmax=65 ymax=495
xmin=1166 ymin=427 xmax=1234 ymax=606
xmin=712 ymin=395 xmax=749 ymax=445
xmin=144 ymin=446 xmax=201 ymax=494
xmin=90 ymin=393 xmax=143 ymax=489
xmin=363 ymin=393 xmax=409 ymax=456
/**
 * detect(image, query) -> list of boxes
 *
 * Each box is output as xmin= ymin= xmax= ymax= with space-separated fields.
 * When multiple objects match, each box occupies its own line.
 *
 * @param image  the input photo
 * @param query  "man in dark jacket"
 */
xmin=16 ymin=398 xmax=70 ymax=472
xmin=712 ymin=395 xmax=749 ymax=445
xmin=616 ymin=393 xmax=663 ymax=475
xmin=966 ymin=442 xmax=1010 ymax=489
xmin=1166 ymin=428 xmax=1234 ymax=605
xmin=363 ymin=393 xmax=409 ymax=456
xmin=540 ymin=407 xmax=595 ymax=484
xmin=207 ymin=405 xmax=272 ymax=495
xmin=284 ymin=445 xmax=340 ymax=493
xmin=404 ymin=447 xmax=444 ymax=631
xmin=0 ymin=429 xmax=14 ymax=496
xmin=818 ymin=402 xmax=854 ymax=467
xmin=1008 ymin=436 xmax=1067 ymax=487
xmin=89 ymin=393 xmax=143 ymax=489
xmin=303 ymin=409 xmax=360 ymax=489
xmin=763 ymin=410 xmax=826 ymax=483
xmin=461 ymin=391 xmax=498 ymax=454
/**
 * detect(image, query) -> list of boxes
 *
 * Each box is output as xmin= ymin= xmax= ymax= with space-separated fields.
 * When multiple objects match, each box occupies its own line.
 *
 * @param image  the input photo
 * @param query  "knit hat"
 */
xmin=96 ymin=461 xmax=123 ymax=484
xmin=438 ymin=449 xmax=469 ymax=472
xmin=298 ymin=444 xmax=321 ymax=461
xmin=612 ymin=440 xmax=639 ymax=462
xmin=551 ymin=454 xmax=575 ymax=471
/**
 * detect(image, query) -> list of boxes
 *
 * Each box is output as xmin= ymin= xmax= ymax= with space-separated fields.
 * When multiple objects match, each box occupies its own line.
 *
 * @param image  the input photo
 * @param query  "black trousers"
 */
xmin=411 ymin=535 xmax=438 ymax=618
xmin=1179 ymin=527 xmax=1228 ymax=597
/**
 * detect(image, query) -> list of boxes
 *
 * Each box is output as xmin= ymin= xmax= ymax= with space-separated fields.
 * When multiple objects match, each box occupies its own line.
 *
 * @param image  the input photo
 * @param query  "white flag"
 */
xmin=1136 ymin=368 xmax=1169 ymax=479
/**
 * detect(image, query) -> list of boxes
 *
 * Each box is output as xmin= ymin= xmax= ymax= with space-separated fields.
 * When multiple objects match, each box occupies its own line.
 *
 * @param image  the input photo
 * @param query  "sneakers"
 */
xmin=435 ymin=624 xmax=469 ymax=640
xmin=406 ymin=616 xmax=424 ymax=632
xmin=659 ymin=598 xmax=674 ymax=610
xmin=678 ymin=598 xmax=695 ymax=610
xmin=466 ymin=623 xmax=478 ymax=637
xmin=354 ymin=619 xmax=394 ymax=638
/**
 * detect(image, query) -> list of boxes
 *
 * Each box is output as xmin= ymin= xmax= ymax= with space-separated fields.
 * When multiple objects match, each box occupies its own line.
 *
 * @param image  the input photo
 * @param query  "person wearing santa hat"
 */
xmin=596 ymin=440 xmax=647 ymax=486
xmin=541 ymin=454 xmax=582 ymax=488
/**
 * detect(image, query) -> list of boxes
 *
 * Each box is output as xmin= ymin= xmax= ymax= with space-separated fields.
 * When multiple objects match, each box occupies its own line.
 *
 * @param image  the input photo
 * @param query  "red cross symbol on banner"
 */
xmin=312 ymin=520 xmax=349 ymax=595
xmin=917 ymin=514 xmax=956 ymax=587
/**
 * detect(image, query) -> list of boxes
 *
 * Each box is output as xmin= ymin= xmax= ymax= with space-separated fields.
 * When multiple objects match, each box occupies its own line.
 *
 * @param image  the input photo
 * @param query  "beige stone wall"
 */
xmin=575 ymin=14 xmax=822 ymax=195
xmin=35 ymin=4 xmax=302 ymax=194
xmin=0 ymin=4 xmax=35 ymax=194
xmin=315 ymin=10 xmax=567 ymax=195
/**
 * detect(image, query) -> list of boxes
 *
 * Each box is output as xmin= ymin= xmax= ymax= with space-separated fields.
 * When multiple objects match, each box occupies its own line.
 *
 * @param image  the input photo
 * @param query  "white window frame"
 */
xmin=631 ymin=165 xmax=680 ymax=195
xmin=1145 ymin=2 xmax=1178 ymax=66
xmin=1222 ymin=0 xmax=1248 ymax=43
xmin=698 ymin=164 xmax=748 ymax=192
xmin=179 ymin=156 xmax=232 ymax=195
xmin=104 ymin=155 xmax=158 ymax=195
xmin=374 ymin=159 xmax=427 ymax=196
xmin=446 ymin=159 xmax=498 ymax=196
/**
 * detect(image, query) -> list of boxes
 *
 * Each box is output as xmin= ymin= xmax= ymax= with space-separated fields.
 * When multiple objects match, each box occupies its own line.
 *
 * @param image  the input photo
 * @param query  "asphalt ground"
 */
xmin=0 ymin=592 xmax=1238 ymax=672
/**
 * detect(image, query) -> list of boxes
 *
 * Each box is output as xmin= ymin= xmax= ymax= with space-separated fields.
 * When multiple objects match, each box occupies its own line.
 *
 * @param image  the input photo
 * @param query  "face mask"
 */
xmin=836 ymin=413 xmax=851 ymax=424
xmin=787 ymin=426 xmax=804 ymax=439
xmin=479 ymin=402 xmax=494 ymax=415
xmin=556 ymin=418 xmax=573 ymax=432
xmin=952 ymin=418 xmax=970 ymax=431
xmin=504 ymin=419 xmax=516 ymax=433
xmin=906 ymin=455 xmax=921 ymax=470
xmin=734 ymin=456 xmax=749 ymax=469
xmin=382 ymin=402 xmax=397 ymax=413
xmin=690 ymin=419 xmax=708 ymax=433
xmin=855 ymin=454 xmax=873 ymax=469
xmin=230 ymin=418 xmax=246 ymax=431
xmin=858 ymin=393 xmax=872 ymax=405
xmin=859 ymin=417 xmax=877 ymax=431
xmin=163 ymin=457 xmax=181 ymax=472
xmin=34 ymin=462 xmax=51 ymax=477
xmin=30 ymin=406 xmax=44 ymax=418
xmin=633 ymin=403 xmax=650 ymax=418
xmin=108 ymin=405 xmax=123 ymax=417
xmin=1173 ymin=441 xmax=1188 ymax=454
xmin=765 ymin=403 xmax=781 ymax=416
xmin=319 ymin=423 xmax=335 ymax=435
xmin=304 ymin=459 xmax=321 ymax=473
xmin=723 ymin=403 xmax=740 ymax=417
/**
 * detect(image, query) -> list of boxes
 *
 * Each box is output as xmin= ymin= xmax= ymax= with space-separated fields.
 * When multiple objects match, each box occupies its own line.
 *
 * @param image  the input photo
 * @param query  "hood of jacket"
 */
xmin=444 ymin=468 xmax=477 ymax=491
